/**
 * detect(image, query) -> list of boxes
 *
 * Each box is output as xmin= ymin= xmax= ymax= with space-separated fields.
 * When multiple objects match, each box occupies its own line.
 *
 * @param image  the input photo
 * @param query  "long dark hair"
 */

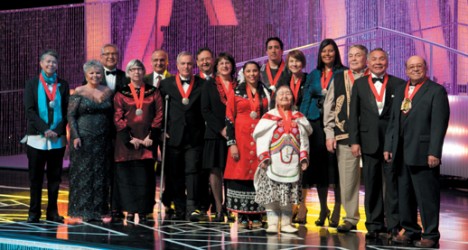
xmin=316 ymin=38 xmax=344 ymax=71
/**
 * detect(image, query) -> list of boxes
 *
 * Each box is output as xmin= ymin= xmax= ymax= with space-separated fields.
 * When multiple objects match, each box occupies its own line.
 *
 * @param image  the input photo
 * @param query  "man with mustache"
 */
xmin=384 ymin=55 xmax=449 ymax=248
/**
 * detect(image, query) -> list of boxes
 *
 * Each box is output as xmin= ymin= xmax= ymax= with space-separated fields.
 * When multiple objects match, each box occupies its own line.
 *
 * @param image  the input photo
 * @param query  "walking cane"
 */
xmin=158 ymin=95 xmax=170 ymax=219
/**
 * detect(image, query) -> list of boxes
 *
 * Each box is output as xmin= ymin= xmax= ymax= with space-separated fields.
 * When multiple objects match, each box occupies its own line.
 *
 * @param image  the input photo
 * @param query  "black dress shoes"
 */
xmin=46 ymin=215 xmax=64 ymax=223
xmin=392 ymin=234 xmax=418 ymax=245
xmin=365 ymin=231 xmax=380 ymax=239
xmin=414 ymin=239 xmax=439 ymax=248
xmin=27 ymin=216 xmax=40 ymax=223
xmin=337 ymin=221 xmax=357 ymax=233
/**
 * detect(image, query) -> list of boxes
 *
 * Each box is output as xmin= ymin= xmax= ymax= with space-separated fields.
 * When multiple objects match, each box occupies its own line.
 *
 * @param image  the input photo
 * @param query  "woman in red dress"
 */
xmin=224 ymin=61 xmax=271 ymax=229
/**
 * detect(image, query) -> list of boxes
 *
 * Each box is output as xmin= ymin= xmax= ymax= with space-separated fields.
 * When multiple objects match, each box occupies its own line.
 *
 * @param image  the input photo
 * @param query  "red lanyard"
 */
xmin=246 ymin=84 xmax=260 ymax=113
xmin=404 ymin=77 xmax=427 ymax=100
xmin=39 ymin=74 xmax=58 ymax=102
xmin=278 ymin=107 xmax=292 ymax=134
xmin=321 ymin=70 xmax=333 ymax=89
xmin=175 ymin=73 xmax=195 ymax=99
xmin=289 ymin=75 xmax=301 ymax=105
xmin=266 ymin=61 xmax=285 ymax=86
xmin=367 ymin=74 xmax=389 ymax=103
xmin=129 ymin=83 xmax=145 ymax=109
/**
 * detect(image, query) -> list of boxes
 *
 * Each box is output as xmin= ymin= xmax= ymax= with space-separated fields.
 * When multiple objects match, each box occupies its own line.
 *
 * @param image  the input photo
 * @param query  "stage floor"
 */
xmin=0 ymin=168 xmax=467 ymax=249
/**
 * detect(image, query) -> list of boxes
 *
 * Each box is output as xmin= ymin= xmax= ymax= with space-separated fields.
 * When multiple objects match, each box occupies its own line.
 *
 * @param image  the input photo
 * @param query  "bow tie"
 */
xmin=106 ymin=70 xmax=116 ymax=76
xmin=181 ymin=79 xmax=190 ymax=84
xmin=372 ymin=77 xmax=382 ymax=84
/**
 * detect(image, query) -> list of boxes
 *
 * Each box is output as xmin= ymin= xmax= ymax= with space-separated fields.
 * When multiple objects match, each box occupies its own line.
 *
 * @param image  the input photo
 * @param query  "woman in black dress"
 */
xmin=68 ymin=60 xmax=113 ymax=222
xmin=201 ymin=53 xmax=237 ymax=222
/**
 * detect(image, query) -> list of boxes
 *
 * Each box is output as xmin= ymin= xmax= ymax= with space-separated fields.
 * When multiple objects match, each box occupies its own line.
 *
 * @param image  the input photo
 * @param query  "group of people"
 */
xmin=23 ymin=36 xmax=449 ymax=248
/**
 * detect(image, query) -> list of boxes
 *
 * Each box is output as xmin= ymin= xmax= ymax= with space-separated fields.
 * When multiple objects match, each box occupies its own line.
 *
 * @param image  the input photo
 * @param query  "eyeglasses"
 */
xmin=130 ymin=67 xmax=143 ymax=72
xmin=407 ymin=64 xmax=425 ymax=71
xmin=102 ymin=52 xmax=118 ymax=57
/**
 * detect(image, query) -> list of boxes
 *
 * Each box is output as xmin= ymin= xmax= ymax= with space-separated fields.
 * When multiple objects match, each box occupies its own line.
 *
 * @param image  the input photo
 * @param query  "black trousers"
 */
xmin=26 ymin=145 xmax=65 ymax=218
xmin=396 ymin=145 xmax=440 ymax=241
xmin=362 ymin=151 xmax=399 ymax=232
xmin=165 ymin=144 xmax=203 ymax=214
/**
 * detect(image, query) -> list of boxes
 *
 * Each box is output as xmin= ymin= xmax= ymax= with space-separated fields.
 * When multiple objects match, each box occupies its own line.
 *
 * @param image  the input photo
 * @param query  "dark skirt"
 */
xmin=225 ymin=180 xmax=265 ymax=214
xmin=302 ymin=119 xmax=339 ymax=188
xmin=114 ymin=159 xmax=156 ymax=214
xmin=202 ymin=138 xmax=228 ymax=170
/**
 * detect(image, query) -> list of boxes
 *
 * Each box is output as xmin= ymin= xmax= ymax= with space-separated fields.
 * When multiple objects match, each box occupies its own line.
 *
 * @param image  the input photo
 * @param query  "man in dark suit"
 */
xmin=99 ymin=44 xmax=129 ymax=92
xmin=195 ymin=47 xmax=215 ymax=220
xmin=24 ymin=50 xmax=70 ymax=223
xmin=143 ymin=49 xmax=172 ymax=88
xmin=349 ymin=48 xmax=404 ymax=239
xmin=196 ymin=47 xmax=214 ymax=80
xmin=143 ymin=49 xmax=174 ymax=216
xmin=384 ymin=55 xmax=450 ymax=248
xmin=99 ymin=44 xmax=129 ymax=223
xmin=159 ymin=51 xmax=205 ymax=221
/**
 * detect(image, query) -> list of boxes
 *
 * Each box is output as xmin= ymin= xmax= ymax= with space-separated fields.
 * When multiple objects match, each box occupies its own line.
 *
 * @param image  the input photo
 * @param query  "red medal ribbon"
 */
xmin=290 ymin=75 xmax=302 ymax=105
xmin=348 ymin=68 xmax=370 ymax=85
xmin=266 ymin=60 xmax=286 ymax=86
xmin=367 ymin=74 xmax=389 ymax=103
xmin=404 ymin=77 xmax=427 ymax=100
xmin=175 ymin=73 xmax=195 ymax=100
xmin=39 ymin=73 xmax=58 ymax=103
xmin=348 ymin=70 xmax=356 ymax=85
xmin=321 ymin=70 xmax=333 ymax=89
xmin=215 ymin=76 xmax=234 ymax=105
xmin=129 ymin=83 xmax=145 ymax=110
xmin=246 ymin=84 xmax=260 ymax=114
xmin=278 ymin=108 xmax=292 ymax=134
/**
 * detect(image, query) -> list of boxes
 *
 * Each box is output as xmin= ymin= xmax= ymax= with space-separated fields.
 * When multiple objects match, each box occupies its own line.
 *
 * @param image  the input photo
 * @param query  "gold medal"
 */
xmin=182 ymin=98 xmax=189 ymax=105
xmin=135 ymin=108 xmax=143 ymax=116
xmin=401 ymin=98 xmax=412 ymax=112
xmin=250 ymin=111 xmax=258 ymax=119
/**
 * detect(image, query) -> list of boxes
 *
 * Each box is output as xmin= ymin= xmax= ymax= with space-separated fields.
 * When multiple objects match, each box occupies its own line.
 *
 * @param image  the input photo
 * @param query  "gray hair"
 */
xmin=349 ymin=44 xmax=368 ymax=56
xmin=83 ymin=60 xmax=104 ymax=76
xmin=368 ymin=48 xmax=389 ymax=60
xmin=176 ymin=51 xmax=193 ymax=64
xmin=101 ymin=44 xmax=119 ymax=55
xmin=125 ymin=59 xmax=146 ymax=77
xmin=40 ymin=49 xmax=59 ymax=62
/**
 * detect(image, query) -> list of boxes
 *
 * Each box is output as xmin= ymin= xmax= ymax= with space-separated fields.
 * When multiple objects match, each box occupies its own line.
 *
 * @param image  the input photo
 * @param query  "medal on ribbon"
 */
xmin=175 ymin=73 xmax=195 ymax=105
xmin=129 ymin=83 xmax=145 ymax=116
xmin=39 ymin=73 xmax=58 ymax=109
xmin=246 ymin=84 xmax=260 ymax=120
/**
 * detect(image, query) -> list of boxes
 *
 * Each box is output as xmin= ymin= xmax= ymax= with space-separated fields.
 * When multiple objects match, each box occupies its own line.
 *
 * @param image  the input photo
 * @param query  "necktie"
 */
xmin=106 ymin=71 xmax=116 ymax=76
xmin=155 ymin=75 xmax=162 ymax=87
xmin=372 ymin=77 xmax=382 ymax=84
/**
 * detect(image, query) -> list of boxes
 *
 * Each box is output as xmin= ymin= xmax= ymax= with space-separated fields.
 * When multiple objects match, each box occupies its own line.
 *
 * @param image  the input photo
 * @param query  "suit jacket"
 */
xmin=24 ymin=76 xmax=70 ymax=136
xmin=143 ymin=70 xmax=172 ymax=88
xmin=83 ymin=68 xmax=129 ymax=92
xmin=159 ymin=75 xmax=205 ymax=147
xmin=384 ymin=79 xmax=450 ymax=166
xmin=349 ymin=74 xmax=405 ymax=155
xmin=201 ymin=77 xmax=229 ymax=139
